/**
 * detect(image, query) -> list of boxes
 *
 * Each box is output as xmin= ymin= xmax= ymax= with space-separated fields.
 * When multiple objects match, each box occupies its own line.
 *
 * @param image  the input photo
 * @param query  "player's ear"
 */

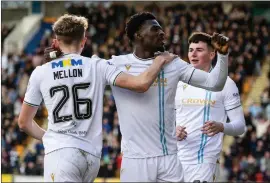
xmin=134 ymin=32 xmax=142 ymax=41
xmin=81 ymin=37 xmax=87 ymax=48
xmin=210 ymin=51 xmax=215 ymax=60
xmin=53 ymin=39 xmax=59 ymax=48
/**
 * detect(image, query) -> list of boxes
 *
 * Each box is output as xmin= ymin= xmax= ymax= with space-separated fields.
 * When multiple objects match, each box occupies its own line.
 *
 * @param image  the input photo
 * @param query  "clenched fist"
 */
xmin=44 ymin=40 xmax=63 ymax=62
xmin=211 ymin=32 xmax=229 ymax=55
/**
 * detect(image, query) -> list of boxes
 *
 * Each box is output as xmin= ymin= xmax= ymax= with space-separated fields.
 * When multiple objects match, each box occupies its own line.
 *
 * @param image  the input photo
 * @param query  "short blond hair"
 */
xmin=53 ymin=14 xmax=88 ymax=44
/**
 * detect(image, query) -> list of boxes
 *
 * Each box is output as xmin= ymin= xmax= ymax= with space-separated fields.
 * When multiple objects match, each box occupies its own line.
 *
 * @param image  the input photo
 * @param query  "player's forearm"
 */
xmin=189 ymin=53 xmax=228 ymax=91
xmin=224 ymin=106 xmax=246 ymax=136
xmin=19 ymin=119 xmax=45 ymax=141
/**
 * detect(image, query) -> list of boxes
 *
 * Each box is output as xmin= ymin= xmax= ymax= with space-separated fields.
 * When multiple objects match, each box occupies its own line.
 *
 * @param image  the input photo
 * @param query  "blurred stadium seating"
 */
xmin=1 ymin=1 xmax=269 ymax=182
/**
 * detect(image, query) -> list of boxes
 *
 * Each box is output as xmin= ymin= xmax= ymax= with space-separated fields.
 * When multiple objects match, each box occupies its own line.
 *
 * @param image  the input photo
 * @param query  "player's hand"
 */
xmin=201 ymin=121 xmax=224 ymax=137
xmin=154 ymin=51 xmax=178 ymax=65
xmin=211 ymin=32 xmax=229 ymax=55
xmin=176 ymin=126 xmax=187 ymax=141
xmin=44 ymin=40 xmax=63 ymax=62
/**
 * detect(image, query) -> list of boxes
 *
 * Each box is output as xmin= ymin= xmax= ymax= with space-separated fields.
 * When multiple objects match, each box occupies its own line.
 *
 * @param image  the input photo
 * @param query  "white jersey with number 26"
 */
xmin=24 ymin=54 xmax=122 ymax=157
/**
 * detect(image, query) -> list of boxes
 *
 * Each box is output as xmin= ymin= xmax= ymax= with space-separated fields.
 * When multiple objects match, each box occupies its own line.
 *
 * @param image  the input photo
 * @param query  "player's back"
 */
xmin=34 ymin=54 xmax=114 ymax=157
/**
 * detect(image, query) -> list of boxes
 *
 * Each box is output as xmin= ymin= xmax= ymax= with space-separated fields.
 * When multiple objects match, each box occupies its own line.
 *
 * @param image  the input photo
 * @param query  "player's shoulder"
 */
xmin=222 ymin=77 xmax=240 ymax=98
xmin=111 ymin=54 xmax=133 ymax=65
xmin=167 ymin=56 xmax=190 ymax=69
xmin=224 ymin=76 xmax=238 ymax=90
xmin=27 ymin=65 xmax=44 ymax=84
xmin=32 ymin=65 xmax=45 ymax=75
xmin=90 ymin=54 xmax=102 ymax=61
xmin=172 ymin=57 xmax=189 ymax=64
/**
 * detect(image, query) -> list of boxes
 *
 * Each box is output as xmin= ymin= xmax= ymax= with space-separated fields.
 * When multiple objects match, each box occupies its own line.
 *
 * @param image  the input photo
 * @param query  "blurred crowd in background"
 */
xmin=1 ymin=2 xmax=270 ymax=181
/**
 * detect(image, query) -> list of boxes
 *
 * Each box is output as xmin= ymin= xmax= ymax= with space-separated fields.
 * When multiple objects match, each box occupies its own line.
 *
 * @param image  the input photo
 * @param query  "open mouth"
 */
xmin=191 ymin=59 xmax=199 ymax=63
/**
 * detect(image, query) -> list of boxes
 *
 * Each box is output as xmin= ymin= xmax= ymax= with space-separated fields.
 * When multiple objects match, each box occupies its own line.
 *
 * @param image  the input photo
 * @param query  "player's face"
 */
xmin=188 ymin=41 xmax=215 ymax=71
xmin=138 ymin=20 xmax=165 ymax=52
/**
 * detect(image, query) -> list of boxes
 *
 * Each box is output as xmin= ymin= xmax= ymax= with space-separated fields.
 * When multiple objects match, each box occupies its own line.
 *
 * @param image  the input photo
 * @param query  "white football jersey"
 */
xmin=24 ymin=54 xmax=122 ymax=157
xmin=110 ymin=53 xmax=195 ymax=158
xmin=175 ymin=77 xmax=241 ymax=164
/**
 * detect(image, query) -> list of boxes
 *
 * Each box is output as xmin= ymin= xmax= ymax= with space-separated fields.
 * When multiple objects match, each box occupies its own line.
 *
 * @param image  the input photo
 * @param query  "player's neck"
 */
xmin=60 ymin=47 xmax=81 ymax=55
xmin=199 ymin=65 xmax=212 ymax=72
xmin=133 ymin=47 xmax=155 ymax=60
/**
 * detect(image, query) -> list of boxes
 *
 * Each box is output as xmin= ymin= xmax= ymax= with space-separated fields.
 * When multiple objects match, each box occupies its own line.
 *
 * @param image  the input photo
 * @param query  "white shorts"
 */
xmin=182 ymin=163 xmax=219 ymax=182
xmin=44 ymin=148 xmax=100 ymax=182
xmin=120 ymin=154 xmax=183 ymax=182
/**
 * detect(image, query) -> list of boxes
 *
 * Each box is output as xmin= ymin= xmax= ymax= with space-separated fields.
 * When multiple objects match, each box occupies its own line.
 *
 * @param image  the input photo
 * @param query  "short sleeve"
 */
xmin=97 ymin=58 xmax=123 ymax=86
xmin=223 ymin=78 xmax=242 ymax=111
xmin=24 ymin=66 xmax=43 ymax=107
xmin=173 ymin=57 xmax=195 ymax=83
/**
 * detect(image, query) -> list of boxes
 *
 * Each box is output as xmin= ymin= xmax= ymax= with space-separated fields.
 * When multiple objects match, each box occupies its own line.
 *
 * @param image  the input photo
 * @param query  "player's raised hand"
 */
xmin=211 ymin=32 xmax=229 ymax=55
xmin=44 ymin=39 xmax=63 ymax=62
xmin=201 ymin=121 xmax=224 ymax=137
xmin=176 ymin=126 xmax=187 ymax=141
xmin=154 ymin=51 xmax=178 ymax=65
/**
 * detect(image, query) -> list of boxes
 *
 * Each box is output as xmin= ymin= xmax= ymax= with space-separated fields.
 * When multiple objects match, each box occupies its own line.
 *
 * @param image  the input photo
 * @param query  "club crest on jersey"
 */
xmin=51 ymin=58 xmax=82 ymax=69
xmin=125 ymin=64 xmax=131 ymax=71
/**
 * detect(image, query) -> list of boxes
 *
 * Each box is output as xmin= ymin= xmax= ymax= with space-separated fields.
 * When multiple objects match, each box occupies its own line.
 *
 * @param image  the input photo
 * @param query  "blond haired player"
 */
xmin=175 ymin=32 xmax=246 ymax=182
xmin=18 ymin=14 xmax=177 ymax=182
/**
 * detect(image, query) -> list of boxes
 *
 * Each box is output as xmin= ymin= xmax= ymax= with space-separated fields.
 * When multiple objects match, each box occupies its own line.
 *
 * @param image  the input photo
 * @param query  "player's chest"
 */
xmin=118 ymin=63 xmax=179 ymax=86
xmin=175 ymin=84 xmax=223 ymax=109
xmin=117 ymin=63 xmax=147 ymax=75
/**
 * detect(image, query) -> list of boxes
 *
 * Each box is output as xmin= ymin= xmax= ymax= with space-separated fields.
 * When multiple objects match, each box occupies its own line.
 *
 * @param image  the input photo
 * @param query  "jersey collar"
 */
xmin=132 ymin=53 xmax=154 ymax=64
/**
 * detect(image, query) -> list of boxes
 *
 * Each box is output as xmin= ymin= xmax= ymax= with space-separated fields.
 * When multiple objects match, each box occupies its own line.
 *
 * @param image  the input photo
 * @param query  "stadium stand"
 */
xmin=1 ymin=2 xmax=269 ymax=181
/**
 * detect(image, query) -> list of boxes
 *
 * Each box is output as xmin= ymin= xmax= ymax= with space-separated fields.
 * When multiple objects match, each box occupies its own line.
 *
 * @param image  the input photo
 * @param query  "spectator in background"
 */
xmin=1 ymin=2 xmax=269 ymax=180
xmin=253 ymin=113 xmax=270 ymax=138
xmin=249 ymin=101 xmax=263 ymax=119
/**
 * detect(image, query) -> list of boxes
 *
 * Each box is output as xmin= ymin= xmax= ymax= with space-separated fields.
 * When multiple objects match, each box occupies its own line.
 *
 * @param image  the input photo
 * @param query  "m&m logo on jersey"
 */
xmin=51 ymin=58 xmax=82 ymax=69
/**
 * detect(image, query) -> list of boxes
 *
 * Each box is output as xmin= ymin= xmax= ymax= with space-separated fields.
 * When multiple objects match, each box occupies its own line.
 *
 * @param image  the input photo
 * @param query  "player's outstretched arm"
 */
xmin=114 ymin=52 xmax=177 ymax=93
xmin=223 ymin=106 xmax=246 ymax=136
xmin=18 ymin=103 xmax=46 ymax=141
xmin=187 ymin=33 xmax=229 ymax=91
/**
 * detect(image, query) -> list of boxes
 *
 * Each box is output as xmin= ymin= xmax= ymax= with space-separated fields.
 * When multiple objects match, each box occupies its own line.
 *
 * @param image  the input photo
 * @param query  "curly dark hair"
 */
xmin=125 ymin=12 xmax=156 ymax=42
